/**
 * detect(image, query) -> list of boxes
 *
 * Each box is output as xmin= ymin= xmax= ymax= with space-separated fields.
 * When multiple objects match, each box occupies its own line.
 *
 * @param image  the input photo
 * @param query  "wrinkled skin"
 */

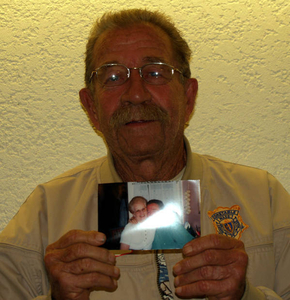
xmin=173 ymin=234 xmax=248 ymax=300
xmin=44 ymin=230 xmax=120 ymax=300
xmin=79 ymin=24 xmax=198 ymax=182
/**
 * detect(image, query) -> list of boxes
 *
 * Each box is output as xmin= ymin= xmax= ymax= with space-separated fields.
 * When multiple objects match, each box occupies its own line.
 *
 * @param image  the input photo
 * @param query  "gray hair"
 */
xmin=84 ymin=8 xmax=192 ymax=89
xmin=128 ymin=196 xmax=147 ymax=214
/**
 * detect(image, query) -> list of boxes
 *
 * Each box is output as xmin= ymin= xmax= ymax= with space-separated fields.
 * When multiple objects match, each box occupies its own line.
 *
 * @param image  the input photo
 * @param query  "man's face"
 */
xmin=132 ymin=200 xmax=147 ymax=223
xmin=82 ymin=24 xmax=197 ymax=158
xmin=147 ymin=203 xmax=161 ymax=217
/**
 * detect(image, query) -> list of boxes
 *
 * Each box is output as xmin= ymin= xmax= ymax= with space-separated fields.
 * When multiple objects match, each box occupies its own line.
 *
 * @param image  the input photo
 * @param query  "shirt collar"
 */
xmin=100 ymin=136 xmax=203 ymax=183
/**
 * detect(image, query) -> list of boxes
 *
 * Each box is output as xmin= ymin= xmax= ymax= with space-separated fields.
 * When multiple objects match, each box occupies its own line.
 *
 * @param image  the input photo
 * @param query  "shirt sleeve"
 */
xmin=269 ymin=173 xmax=290 ymax=299
xmin=0 ymin=243 xmax=50 ymax=299
xmin=243 ymin=174 xmax=290 ymax=300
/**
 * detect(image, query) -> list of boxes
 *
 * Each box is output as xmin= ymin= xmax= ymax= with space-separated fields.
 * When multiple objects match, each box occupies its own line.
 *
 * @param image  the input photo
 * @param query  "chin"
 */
xmin=124 ymin=139 xmax=166 ymax=156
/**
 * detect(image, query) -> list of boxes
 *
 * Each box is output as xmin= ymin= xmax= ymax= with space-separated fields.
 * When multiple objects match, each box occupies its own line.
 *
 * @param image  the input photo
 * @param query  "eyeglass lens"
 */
xmin=97 ymin=64 xmax=175 ymax=87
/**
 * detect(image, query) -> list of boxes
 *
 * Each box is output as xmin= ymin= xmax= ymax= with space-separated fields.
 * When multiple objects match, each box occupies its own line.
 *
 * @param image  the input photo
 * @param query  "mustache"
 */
xmin=109 ymin=104 xmax=170 ymax=128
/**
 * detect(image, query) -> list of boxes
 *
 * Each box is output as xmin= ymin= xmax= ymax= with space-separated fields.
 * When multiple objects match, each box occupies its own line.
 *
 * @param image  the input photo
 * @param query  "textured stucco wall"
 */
xmin=1 ymin=0 xmax=289 ymax=232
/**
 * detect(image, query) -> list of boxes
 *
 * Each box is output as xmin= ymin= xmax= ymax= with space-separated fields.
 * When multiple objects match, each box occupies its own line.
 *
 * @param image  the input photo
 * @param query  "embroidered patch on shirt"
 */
xmin=208 ymin=205 xmax=248 ymax=240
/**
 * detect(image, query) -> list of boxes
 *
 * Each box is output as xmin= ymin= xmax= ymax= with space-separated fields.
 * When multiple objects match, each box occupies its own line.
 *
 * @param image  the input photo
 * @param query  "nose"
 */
xmin=121 ymin=69 xmax=152 ymax=105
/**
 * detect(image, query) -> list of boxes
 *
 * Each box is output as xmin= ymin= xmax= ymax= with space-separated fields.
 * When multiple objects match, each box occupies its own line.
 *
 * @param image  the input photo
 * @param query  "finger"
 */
xmin=47 ymin=230 xmax=106 ymax=251
xmin=62 ymin=243 xmax=116 ymax=264
xmin=62 ymin=258 xmax=120 ymax=279
xmin=77 ymin=272 xmax=119 ymax=292
xmin=173 ymin=248 xmax=247 ymax=276
xmin=175 ymin=277 xmax=246 ymax=299
xmin=174 ymin=265 xmax=230 ymax=288
xmin=183 ymin=234 xmax=245 ymax=257
xmin=46 ymin=243 xmax=116 ymax=265
xmin=52 ymin=271 xmax=118 ymax=296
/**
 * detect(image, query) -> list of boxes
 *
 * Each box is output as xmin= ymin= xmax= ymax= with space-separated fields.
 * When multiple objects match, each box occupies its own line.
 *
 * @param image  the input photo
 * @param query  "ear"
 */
xmin=79 ymin=88 xmax=100 ymax=131
xmin=184 ymin=78 xmax=198 ymax=122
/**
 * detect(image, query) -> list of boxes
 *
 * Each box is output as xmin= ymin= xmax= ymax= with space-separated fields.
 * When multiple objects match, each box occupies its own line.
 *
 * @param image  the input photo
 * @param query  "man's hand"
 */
xmin=44 ymin=230 xmax=120 ymax=300
xmin=173 ymin=234 xmax=248 ymax=300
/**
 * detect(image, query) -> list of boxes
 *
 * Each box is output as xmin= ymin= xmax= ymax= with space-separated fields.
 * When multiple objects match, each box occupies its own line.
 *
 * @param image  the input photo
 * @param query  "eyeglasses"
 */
xmin=89 ymin=62 xmax=183 ymax=87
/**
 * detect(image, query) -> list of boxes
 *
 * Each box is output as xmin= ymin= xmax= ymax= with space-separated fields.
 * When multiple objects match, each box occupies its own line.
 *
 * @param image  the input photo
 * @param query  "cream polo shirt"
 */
xmin=0 ymin=138 xmax=289 ymax=300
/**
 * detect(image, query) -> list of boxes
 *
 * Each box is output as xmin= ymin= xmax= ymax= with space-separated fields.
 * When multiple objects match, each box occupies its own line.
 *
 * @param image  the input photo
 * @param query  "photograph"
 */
xmin=98 ymin=180 xmax=201 ymax=251
xmin=1 ymin=3 xmax=288 ymax=299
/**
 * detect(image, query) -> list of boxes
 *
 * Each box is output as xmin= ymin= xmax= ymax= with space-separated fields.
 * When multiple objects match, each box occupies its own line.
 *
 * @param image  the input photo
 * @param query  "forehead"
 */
xmin=147 ymin=203 xmax=160 ymax=210
xmin=93 ymin=23 xmax=174 ymax=66
xmin=133 ymin=199 xmax=146 ymax=208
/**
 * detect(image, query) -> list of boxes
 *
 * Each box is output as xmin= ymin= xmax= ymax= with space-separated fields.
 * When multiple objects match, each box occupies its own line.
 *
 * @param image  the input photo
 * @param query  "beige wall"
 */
xmin=1 ymin=0 xmax=289 ymax=231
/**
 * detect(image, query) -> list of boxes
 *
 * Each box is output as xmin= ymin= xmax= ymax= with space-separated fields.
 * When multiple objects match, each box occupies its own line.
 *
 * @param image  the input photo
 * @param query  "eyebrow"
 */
xmin=100 ymin=57 xmax=167 ymax=66
xmin=142 ymin=56 xmax=167 ymax=63
xmin=101 ymin=60 xmax=119 ymax=65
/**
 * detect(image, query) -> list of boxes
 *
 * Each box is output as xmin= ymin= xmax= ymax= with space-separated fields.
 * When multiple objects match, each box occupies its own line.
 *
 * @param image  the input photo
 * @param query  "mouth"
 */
xmin=125 ymin=120 xmax=154 ymax=126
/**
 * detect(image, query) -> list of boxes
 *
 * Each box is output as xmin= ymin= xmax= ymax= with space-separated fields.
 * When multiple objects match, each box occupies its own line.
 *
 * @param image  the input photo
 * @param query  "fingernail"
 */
xmin=174 ymin=276 xmax=179 ymax=287
xmin=114 ymin=266 xmax=120 ymax=276
xmin=175 ymin=286 xmax=182 ymax=294
xmin=97 ymin=233 xmax=106 ymax=242
xmin=113 ymin=279 xmax=118 ymax=287
xmin=173 ymin=263 xmax=181 ymax=274
xmin=109 ymin=253 xmax=116 ymax=263
xmin=183 ymin=245 xmax=192 ymax=255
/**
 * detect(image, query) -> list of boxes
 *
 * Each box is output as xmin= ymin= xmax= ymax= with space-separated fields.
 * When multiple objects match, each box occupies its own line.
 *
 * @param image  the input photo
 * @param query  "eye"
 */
xmin=106 ymin=74 xmax=121 ymax=82
xmin=104 ymin=70 xmax=126 ymax=85
xmin=148 ymin=70 xmax=161 ymax=78
xmin=142 ymin=64 xmax=173 ymax=84
xmin=98 ymin=65 xmax=128 ymax=86
xmin=143 ymin=66 xmax=164 ymax=79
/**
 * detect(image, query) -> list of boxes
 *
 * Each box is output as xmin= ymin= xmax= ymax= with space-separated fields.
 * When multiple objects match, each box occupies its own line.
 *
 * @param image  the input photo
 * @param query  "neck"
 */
xmin=112 ymin=141 xmax=187 ymax=182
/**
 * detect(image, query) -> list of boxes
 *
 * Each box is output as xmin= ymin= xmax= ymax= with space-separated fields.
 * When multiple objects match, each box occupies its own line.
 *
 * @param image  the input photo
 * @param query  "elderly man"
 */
xmin=0 ymin=8 xmax=289 ymax=300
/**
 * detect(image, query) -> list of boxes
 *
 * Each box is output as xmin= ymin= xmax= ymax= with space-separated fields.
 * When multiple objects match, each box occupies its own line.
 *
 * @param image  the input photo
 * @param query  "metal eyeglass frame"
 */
xmin=89 ymin=62 xmax=183 ymax=85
